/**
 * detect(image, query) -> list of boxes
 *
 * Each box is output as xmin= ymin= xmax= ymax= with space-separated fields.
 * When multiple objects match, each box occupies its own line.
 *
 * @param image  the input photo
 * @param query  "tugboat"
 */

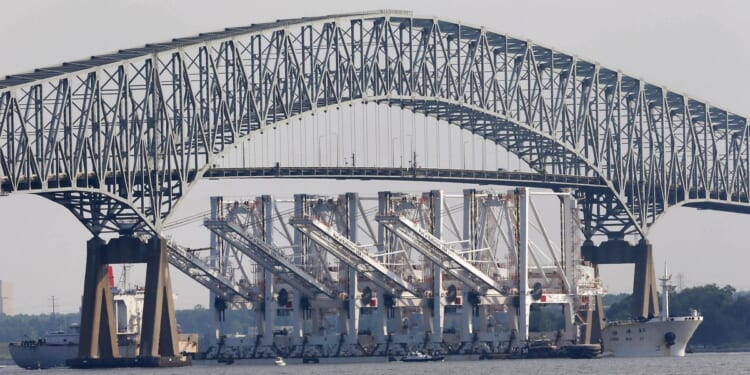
xmin=400 ymin=350 xmax=445 ymax=362
xmin=601 ymin=264 xmax=703 ymax=357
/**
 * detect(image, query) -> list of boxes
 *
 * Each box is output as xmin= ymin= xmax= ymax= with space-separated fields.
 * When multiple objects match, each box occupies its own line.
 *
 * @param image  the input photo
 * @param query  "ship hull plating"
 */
xmin=601 ymin=318 xmax=702 ymax=357
xmin=8 ymin=344 xmax=78 ymax=370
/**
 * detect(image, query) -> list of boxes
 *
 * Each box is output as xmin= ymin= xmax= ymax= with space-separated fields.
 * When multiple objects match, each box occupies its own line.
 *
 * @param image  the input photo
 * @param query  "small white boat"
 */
xmin=400 ymin=351 xmax=445 ymax=362
xmin=274 ymin=356 xmax=286 ymax=366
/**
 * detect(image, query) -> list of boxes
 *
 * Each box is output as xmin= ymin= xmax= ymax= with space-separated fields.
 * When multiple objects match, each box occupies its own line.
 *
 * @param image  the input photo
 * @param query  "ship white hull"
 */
xmin=601 ymin=317 xmax=702 ymax=357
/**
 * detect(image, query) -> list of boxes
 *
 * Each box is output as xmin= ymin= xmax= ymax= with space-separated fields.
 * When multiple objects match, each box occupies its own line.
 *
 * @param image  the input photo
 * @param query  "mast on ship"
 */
xmin=659 ymin=263 xmax=672 ymax=320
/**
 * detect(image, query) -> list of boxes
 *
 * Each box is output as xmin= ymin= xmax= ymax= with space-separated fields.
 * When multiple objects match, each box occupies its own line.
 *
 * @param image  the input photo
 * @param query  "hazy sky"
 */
xmin=1 ymin=0 xmax=749 ymax=314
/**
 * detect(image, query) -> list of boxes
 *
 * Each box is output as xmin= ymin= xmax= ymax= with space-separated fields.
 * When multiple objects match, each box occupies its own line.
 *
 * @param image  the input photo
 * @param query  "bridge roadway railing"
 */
xmin=203 ymin=218 xmax=337 ymax=299
xmin=203 ymin=167 xmax=606 ymax=190
xmin=289 ymin=215 xmax=420 ymax=297
xmin=375 ymin=214 xmax=504 ymax=295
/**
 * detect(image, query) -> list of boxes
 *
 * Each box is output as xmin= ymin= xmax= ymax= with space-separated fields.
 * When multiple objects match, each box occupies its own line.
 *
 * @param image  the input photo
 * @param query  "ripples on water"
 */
xmin=1 ymin=353 xmax=749 ymax=375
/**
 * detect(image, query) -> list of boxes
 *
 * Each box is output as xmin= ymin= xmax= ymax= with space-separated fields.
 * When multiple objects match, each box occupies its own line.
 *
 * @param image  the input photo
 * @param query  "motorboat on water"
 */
xmin=399 ymin=351 xmax=445 ymax=362
xmin=601 ymin=264 xmax=703 ymax=357
xmin=274 ymin=356 xmax=286 ymax=366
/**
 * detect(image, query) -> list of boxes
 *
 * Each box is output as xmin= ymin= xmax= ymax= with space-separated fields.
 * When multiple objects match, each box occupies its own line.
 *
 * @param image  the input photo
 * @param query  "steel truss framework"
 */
xmin=1 ymin=10 xmax=748 ymax=241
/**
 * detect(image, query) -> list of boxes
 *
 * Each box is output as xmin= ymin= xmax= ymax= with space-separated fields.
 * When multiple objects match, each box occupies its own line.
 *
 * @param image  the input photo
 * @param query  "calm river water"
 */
xmin=1 ymin=353 xmax=749 ymax=374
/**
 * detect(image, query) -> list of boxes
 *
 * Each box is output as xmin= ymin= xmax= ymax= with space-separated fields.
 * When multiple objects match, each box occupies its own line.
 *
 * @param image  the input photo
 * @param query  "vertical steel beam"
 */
xmin=345 ymin=192 xmax=360 ymax=344
xmin=261 ymin=195 xmax=276 ymax=346
xmin=561 ymin=190 xmax=577 ymax=340
xmin=374 ymin=191 xmax=391 ymax=339
xmin=430 ymin=190 xmax=444 ymax=343
xmin=209 ymin=196 xmax=222 ymax=341
xmin=291 ymin=194 xmax=305 ymax=341
xmin=460 ymin=189 xmax=476 ymax=340
xmin=517 ymin=188 xmax=530 ymax=343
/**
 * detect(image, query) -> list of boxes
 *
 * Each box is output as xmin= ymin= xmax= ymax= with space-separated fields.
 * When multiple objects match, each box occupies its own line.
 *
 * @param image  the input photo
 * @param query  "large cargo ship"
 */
xmin=601 ymin=265 xmax=703 ymax=357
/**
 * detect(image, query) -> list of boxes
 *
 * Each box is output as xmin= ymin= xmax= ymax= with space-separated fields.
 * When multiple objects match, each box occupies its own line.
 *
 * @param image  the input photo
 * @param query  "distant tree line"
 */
xmin=0 ymin=312 xmax=80 ymax=342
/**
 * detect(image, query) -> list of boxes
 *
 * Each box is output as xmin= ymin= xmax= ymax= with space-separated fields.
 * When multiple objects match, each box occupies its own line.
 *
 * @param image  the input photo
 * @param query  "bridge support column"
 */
xmin=580 ymin=239 xmax=660 ymax=343
xmin=579 ymin=294 xmax=605 ymax=344
xmin=77 ymin=237 xmax=119 ymax=360
xmin=139 ymin=237 xmax=180 ymax=359
xmin=71 ymin=236 xmax=187 ymax=368
xmin=632 ymin=241 xmax=659 ymax=319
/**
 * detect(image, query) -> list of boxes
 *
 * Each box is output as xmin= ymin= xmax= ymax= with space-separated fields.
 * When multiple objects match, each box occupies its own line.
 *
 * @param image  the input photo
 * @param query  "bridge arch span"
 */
xmin=0 ymin=10 xmax=748 ymax=239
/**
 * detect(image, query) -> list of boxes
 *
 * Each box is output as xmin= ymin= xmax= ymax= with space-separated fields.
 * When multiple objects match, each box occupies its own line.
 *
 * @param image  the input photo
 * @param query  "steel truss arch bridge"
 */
xmin=1 ymin=9 xmax=749 ymax=243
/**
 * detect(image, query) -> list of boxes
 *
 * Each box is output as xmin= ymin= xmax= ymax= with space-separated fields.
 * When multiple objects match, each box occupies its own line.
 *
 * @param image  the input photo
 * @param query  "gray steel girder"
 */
xmin=375 ymin=214 xmax=504 ymax=294
xmin=289 ymin=216 xmax=420 ymax=296
xmin=204 ymin=219 xmax=337 ymax=298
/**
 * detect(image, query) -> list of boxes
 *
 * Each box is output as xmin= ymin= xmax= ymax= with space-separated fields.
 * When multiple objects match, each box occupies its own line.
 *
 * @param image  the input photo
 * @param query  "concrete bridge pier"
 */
xmin=579 ymin=239 xmax=660 ymax=343
xmin=76 ymin=237 xmax=119 ymax=362
xmin=69 ymin=236 xmax=188 ymax=368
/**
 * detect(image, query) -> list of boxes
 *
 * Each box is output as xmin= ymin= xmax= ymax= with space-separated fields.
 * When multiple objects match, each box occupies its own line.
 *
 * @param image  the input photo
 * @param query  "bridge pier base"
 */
xmin=579 ymin=294 xmax=605 ymax=344
xmin=76 ymin=237 xmax=119 ymax=361
xmin=68 ymin=236 xmax=190 ymax=368
xmin=580 ymin=239 xmax=660 ymax=344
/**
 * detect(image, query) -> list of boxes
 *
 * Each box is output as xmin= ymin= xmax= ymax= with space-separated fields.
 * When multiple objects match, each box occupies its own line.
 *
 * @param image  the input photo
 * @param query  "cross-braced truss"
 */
xmin=1 ymin=9 xmax=748 ymax=241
